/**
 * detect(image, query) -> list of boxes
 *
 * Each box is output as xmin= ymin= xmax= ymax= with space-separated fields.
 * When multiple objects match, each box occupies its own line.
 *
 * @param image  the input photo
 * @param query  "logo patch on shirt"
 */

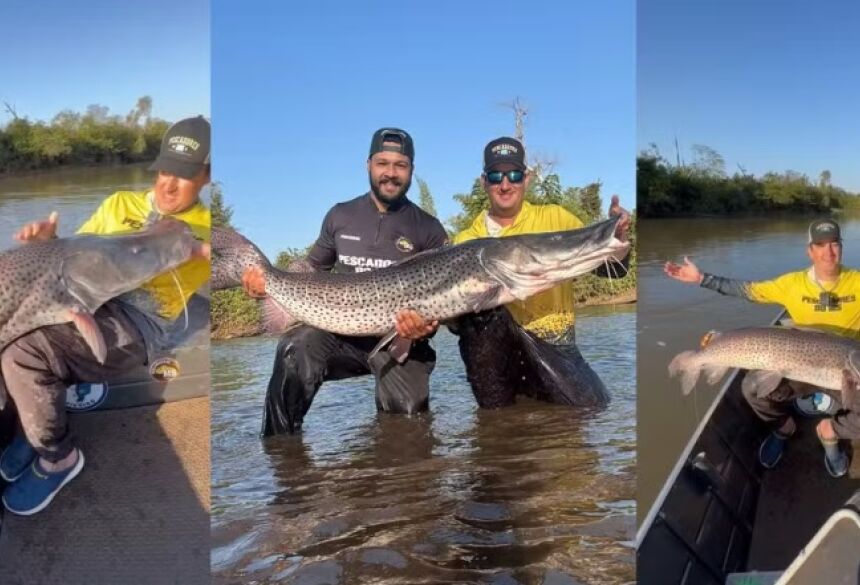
xmin=340 ymin=234 xmax=361 ymax=241
xmin=396 ymin=236 xmax=414 ymax=253
xmin=122 ymin=217 xmax=145 ymax=230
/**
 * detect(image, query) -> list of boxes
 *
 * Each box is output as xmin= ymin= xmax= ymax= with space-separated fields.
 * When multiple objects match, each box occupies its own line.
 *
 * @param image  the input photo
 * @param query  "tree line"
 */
xmin=0 ymin=97 xmax=169 ymax=174
xmin=638 ymin=144 xmax=860 ymax=217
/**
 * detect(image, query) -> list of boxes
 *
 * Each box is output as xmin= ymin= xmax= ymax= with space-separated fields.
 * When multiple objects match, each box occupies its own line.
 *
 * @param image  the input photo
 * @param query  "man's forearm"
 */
xmin=700 ymin=274 xmax=755 ymax=300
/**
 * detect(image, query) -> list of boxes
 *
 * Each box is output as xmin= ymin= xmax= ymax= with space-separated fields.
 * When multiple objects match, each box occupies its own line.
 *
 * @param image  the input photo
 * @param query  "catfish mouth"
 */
xmin=61 ymin=220 xmax=199 ymax=310
xmin=480 ymin=216 xmax=628 ymax=300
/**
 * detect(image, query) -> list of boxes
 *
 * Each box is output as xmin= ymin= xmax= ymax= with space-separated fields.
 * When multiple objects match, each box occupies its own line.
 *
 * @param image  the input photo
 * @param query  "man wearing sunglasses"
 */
xmin=664 ymin=219 xmax=860 ymax=477
xmin=452 ymin=137 xmax=631 ymax=405
xmin=243 ymin=128 xmax=448 ymax=435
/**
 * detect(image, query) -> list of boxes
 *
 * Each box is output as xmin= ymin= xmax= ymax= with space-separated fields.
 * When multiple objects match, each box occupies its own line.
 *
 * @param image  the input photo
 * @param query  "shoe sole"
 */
xmin=824 ymin=453 xmax=849 ymax=479
xmin=2 ymin=450 xmax=85 ymax=516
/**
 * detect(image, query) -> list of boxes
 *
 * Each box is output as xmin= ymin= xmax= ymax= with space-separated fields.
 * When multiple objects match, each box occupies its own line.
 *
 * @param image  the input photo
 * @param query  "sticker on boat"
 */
xmin=65 ymin=383 xmax=108 ymax=411
xmin=150 ymin=357 xmax=181 ymax=382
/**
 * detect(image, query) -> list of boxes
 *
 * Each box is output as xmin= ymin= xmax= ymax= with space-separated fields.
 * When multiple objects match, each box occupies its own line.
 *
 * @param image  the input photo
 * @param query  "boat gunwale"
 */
xmin=636 ymin=309 xmax=787 ymax=546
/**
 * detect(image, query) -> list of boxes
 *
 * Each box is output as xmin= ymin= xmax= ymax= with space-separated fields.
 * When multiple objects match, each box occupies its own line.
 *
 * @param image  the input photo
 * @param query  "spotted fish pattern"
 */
xmin=669 ymin=326 xmax=860 ymax=397
xmin=0 ymin=218 xmax=199 ymax=366
xmin=211 ymin=217 xmax=628 ymax=336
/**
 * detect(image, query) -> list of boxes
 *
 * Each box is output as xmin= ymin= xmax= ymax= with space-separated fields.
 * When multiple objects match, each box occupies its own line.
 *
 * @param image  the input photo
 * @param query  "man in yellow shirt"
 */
xmin=453 ymin=137 xmax=630 ymax=407
xmin=664 ymin=219 xmax=858 ymax=476
xmin=0 ymin=116 xmax=211 ymax=515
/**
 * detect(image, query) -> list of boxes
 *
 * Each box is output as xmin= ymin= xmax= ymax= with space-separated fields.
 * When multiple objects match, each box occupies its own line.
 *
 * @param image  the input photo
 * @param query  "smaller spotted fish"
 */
xmin=212 ymin=216 xmax=629 ymax=348
xmin=0 ymin=218 xmax=201 ymax=389
xmin=669 ymin=327 xmax=860 ymax=399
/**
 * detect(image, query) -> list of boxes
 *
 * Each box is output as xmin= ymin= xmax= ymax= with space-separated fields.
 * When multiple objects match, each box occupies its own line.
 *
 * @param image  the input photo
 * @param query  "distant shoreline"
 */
xmin=0 ymin=160 xmax=154 ymax=180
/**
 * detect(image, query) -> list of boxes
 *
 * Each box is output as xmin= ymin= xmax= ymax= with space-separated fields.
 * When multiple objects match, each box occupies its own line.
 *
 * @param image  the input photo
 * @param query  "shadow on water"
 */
xmin=212 ymin=308 xmax=635 ymax=585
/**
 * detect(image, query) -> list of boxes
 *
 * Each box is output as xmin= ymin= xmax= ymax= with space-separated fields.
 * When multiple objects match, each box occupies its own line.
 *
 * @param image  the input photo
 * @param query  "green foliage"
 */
xmin=210 ymin=182 xmax=233 ymax=228
xmin=415 ymin=176 xmax=438 ymax=217
xmin=210 ymin=288 xmax=263 ymax=339
xmin=0 ymin=97 xmax=169 ymax=174
xmin=638 ymin=147 xmax=859 ymax=217
xmin=275 ymin=247 xmax=310 ymax=270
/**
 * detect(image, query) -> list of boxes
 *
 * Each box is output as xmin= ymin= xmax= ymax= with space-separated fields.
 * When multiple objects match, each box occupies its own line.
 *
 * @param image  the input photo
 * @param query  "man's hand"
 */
xmin=242 ymin=266 xmax=267 ymax=298
xmin=664 ymin=256 xmax=704 ymax=284
xmin=817 ymin=418 xmax=837 ymax=441
xmin=192 ymin=242 xmax=211 ymax=260
xmin=608 ymin=195 xmax=631 ymax=242
xmin=15 ymin=211 xmax=58 ymax=242
xmin=394 ymin=309 xmax=438 ymax=340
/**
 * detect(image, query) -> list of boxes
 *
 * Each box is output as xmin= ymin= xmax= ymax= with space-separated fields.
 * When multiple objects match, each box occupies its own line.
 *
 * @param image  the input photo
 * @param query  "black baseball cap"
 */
xmin=149 ymin=115 xmax=211 ymax=179
xmin=808 ymin=219 xmax=842 ymax=244
xmin=483 ymin=137 xmax=526 ymax=172
xmin=369 ymin=128 xmax=414 ymax=161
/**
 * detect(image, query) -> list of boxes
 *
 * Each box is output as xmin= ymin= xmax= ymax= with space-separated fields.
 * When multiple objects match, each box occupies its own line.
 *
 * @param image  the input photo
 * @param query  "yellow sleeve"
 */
xmin=76 ymin=194 xmax=116 ymax=235
xmin=550 ymin=206 xmax=585 ymax=230
xmin=747 ymin=274 xmax=791 ymax=304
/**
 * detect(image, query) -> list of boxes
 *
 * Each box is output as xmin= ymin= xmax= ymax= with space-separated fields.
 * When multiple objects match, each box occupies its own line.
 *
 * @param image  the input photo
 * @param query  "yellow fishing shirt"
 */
xmin=76 ymin=190 xmax=210 ymax=320
xmin=747 ymin=268 xmax=860 ymax=340
xmin=454 ymin=201 xmax=583 ymax=339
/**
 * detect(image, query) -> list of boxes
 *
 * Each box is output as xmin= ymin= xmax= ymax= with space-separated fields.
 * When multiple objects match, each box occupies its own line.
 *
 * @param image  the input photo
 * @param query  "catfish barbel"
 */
xmin=669 ymin=327 xmax=860 ymax=399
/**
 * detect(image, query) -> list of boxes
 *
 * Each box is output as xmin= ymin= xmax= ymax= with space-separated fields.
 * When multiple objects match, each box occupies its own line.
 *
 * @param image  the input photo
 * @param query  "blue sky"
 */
xmin=214 ymin=0 xmax=635 ymax=256
xmin=639 ymin=0 xmax=860 ymax=192
xmin=0 ymin=0 xmax=209 ymax=125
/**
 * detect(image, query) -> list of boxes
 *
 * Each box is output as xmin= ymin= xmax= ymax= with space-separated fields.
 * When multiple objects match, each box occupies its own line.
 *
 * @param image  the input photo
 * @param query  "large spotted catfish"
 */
xmin=211 ymin=216 xmax=629 ymax=356
xmin=0 ymin=219 xmax=202 ymax=406
xmin=669 ymin=327 xmax=860 ymax=403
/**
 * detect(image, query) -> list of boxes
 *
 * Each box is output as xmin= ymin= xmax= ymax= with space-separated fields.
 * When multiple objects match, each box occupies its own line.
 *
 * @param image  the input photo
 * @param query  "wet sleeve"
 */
xmin=699 ymin=274 xmax=785 ymax=304
xmin=306 ymin=208 xmax=338 ymax=272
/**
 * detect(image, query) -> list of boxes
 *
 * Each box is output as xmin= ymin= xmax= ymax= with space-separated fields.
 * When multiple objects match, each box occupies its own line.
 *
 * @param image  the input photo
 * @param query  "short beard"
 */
xmin=369 ymin=172 xmax=411 ymax=207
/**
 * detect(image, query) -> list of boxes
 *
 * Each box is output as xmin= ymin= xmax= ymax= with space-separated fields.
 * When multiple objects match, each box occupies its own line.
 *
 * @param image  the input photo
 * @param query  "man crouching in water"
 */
xmin=242 ymin=128 xmax=448 ymax=435
xmin=452 ymin=137 xmax=631 ymax=408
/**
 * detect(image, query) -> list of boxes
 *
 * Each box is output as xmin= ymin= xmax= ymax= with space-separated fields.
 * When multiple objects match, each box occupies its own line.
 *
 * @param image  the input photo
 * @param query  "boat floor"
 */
xmin=747 ymin=417 xmax=860 ymax=571
xmin=0 ymin=397 xmax=210 ymax=585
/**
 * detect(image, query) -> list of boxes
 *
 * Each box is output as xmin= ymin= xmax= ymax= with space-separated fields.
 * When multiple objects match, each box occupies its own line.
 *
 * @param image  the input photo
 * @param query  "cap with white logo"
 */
xmin=808 ymin=219 xmax=841 ymax=244
xmin=148 ymin=115 xmax=211 ymax=180
xmin=483 ymin=136 xmax=526 ymax=172
xmin=809 ymin=219 xmax=842 ymax=244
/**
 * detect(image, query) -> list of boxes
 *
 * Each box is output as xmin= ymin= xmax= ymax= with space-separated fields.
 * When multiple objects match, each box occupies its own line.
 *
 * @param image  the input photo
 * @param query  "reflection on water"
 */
xmin=212 ymin=307 xmax=636 ymax=584
xmin=637 ymin=212 xmax=860 ymax=524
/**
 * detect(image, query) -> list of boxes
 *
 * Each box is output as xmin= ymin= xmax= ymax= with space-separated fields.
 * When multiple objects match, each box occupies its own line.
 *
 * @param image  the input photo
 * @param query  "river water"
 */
xmin=211 ymin=305 xmax=636 ymax=585
xmin=636 ymin=212 xmax=860 ymax=525
xmin=0 ymin=164 xmax=157 ymax=242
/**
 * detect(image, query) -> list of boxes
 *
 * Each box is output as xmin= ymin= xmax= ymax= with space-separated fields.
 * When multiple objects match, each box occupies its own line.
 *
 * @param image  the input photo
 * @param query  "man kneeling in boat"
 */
xmin=0 ymin=117 xmax=211 ymax=515
xmin=664 ymin=219 xmax=859 ymax=477
xmin=451 ymin=137 xmax=631 ymax=407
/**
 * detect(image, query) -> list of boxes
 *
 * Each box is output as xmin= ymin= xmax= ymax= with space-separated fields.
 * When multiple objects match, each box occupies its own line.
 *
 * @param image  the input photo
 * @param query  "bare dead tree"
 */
xmin=3 ymin=101 xmax=20 ymax=120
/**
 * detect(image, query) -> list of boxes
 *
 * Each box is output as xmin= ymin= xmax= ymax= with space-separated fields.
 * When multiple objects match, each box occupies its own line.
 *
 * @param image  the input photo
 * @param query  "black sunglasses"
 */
xmin=485 ymin=170 xmax=525 ymax=184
